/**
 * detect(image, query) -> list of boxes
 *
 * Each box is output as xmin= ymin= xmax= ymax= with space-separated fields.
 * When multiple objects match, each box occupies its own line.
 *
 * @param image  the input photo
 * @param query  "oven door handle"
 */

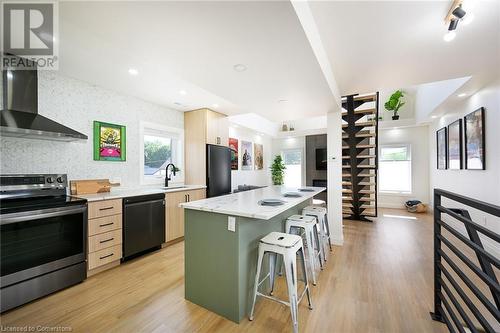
xmin=0 ymin=205 xmax=87 ymax=225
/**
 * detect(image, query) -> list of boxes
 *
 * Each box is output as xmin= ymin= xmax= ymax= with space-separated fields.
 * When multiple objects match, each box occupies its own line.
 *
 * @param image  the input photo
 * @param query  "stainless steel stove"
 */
xmin=0 ymin=174 xmax=87 ymax=312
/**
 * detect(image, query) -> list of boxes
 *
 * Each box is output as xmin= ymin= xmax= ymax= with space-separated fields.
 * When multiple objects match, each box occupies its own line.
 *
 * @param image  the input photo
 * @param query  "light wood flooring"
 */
xmin=0 ymin=209 xmax=448 ymax=332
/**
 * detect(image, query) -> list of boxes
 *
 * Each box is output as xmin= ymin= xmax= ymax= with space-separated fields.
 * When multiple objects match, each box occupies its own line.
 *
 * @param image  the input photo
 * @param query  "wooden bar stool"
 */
xmin=286 ymin=215 xmax=324 ymax=285
xmin=249 ymin=232 xmax=313 ymax=333
xmin=303 ymin=206 xmax=332 ymax=262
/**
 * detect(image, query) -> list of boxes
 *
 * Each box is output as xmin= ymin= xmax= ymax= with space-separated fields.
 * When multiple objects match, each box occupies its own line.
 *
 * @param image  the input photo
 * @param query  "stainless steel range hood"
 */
xmin=1 ymin=57 xmax=88 ymax=141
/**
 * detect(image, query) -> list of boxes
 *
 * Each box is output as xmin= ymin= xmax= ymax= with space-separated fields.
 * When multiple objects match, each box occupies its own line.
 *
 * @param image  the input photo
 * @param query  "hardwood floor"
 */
xmin=0 ymin=209 xmax=447 ymax=332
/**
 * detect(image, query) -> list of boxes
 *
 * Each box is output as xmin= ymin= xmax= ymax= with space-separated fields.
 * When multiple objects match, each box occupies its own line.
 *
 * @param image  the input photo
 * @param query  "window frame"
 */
xmin=139 ymin=121 xmax=184 ymax=186
xmin=281 ymin=148 xmax=304 ymax=188
xmin=378 ymin=143 xmax=412 ymax=195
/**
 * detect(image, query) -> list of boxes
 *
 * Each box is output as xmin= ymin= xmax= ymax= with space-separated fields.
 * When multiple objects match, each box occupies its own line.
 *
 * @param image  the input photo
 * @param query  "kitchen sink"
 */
xmin=161 ymin=186 xmax=187 ymax=190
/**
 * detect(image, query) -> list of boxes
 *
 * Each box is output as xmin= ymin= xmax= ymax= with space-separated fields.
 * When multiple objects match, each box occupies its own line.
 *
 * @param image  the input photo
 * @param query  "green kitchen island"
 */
xmin=180 ymin=185 xmax=325 ymax=323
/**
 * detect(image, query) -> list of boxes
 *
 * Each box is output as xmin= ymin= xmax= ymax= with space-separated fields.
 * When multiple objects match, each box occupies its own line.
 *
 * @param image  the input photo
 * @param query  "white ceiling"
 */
xmin=57 ymin=1 xmax=335 ymax=122
xmin=308 ymin=0 xmax=500 ymax=98
xmin=55 ymin=1 xmax=499 ymax=125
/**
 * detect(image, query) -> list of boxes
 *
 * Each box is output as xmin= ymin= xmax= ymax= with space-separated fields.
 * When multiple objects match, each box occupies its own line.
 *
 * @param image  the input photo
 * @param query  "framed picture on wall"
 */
xmin=229 ymin=137 xmax=239 ymax=170
xmin=93 ymin=121 xmax=126 ymax=161
xmin=447 ymin=119 xmax=463 ymax=170
xmin=241 ymin=140 xmax=253 ymax=170
xmin=254 ymin=143 xmax=263 ymax=170
xmin=436 ymin=127 xmax=447 ymax=169
xmin=464 ymin=107 xmax=485 ymax=170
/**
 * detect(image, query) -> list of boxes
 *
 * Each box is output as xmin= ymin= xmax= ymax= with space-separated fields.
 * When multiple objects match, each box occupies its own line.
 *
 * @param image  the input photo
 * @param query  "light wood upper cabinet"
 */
xmin=206 ymin=111 xmax=228 ymax=146
xmin=165 ymin=188 xmax=206 ymax=242
xmin=184 ymin=108 xmax=228 ymax=185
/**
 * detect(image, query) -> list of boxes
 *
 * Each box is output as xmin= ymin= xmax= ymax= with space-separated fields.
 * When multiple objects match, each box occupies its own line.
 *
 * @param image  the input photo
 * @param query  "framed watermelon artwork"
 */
xmin=93 ymin=121 xmax=126 ymax=161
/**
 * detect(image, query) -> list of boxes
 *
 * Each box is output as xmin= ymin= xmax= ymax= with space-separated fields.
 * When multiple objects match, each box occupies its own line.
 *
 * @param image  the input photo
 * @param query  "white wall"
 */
xmin=378 ymin=125 xmax=430 ymax=208
xmin=229 ymin=124 xmax=272 ymax=188
xmin=271 ymin=136 xmax=306 ymax=187
xmin=428 ymin=80 xmax=500 ymax=246
xmin=327 ymin=110 xmax=343 ymax=245
xmin=0 ymin=72 xmax=184 ymax=187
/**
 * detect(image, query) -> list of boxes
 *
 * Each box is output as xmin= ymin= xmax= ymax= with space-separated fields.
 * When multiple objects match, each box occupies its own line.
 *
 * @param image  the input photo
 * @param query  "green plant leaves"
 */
xmin=270 ymin=155 xmax=286 ymax=185
xmin=385 ymin=89 xmax=405 ymax=114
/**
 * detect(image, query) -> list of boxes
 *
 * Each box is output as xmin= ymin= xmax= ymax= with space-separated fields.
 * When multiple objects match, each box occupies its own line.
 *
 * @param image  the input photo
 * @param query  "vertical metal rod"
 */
xmin=430 ymin=190 xmax=444 ymax=322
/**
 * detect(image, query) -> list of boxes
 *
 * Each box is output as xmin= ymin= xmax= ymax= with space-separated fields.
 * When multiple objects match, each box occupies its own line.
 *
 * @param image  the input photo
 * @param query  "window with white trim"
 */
xmin=140 ymin=123 xmax=184 ymax=185
xmin=379 ymin=144 xmax=411 ymax=193
xmin=281 ymin=149 xmax=302 ymax=188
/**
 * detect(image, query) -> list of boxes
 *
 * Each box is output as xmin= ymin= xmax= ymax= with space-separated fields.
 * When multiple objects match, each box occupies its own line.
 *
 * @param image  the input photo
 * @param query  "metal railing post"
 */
xmin=430 ymin=189 xmax=444 ymax=322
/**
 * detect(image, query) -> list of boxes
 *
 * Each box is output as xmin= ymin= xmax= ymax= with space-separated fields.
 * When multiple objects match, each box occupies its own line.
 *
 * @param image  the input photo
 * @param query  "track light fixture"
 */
xmin=452 ymin=5 xmax=466 ymax=19
xmin=443 ymin=0 xmax=474 ymax=42
xmin=448 ymin=19 xmax=459 ymax=31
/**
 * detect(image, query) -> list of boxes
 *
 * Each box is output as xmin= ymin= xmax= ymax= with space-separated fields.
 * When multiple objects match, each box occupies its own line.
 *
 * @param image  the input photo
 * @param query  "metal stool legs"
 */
xmin=249 ymin=232 xmax=313 ymax=333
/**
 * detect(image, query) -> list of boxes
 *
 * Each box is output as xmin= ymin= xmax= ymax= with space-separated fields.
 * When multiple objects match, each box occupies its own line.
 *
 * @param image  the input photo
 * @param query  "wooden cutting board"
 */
xmin=70 ymin=179 xmax=120 ymax=195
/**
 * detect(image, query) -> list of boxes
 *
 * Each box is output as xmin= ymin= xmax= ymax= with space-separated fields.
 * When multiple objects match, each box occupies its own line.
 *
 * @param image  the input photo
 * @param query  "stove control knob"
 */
xmin=56 ymin=177 xmax=64 ymax=183
xmin=46 ymin=177 xmax=54 ymax=184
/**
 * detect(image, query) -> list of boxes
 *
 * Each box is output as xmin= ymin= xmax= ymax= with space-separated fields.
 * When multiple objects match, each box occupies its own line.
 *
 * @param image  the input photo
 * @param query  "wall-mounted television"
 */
xmin=316 ymin=148 xmax=327 ymax=170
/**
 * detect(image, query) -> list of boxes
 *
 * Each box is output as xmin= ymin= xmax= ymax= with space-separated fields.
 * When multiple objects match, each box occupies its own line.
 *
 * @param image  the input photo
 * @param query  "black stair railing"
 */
xmin=431 ymin=188 xmax=500 ymax=333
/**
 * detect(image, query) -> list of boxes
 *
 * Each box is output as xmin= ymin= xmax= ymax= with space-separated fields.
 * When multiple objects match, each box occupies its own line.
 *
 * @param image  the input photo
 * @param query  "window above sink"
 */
xmin=139 ymin=121 xmax=184 ymax=186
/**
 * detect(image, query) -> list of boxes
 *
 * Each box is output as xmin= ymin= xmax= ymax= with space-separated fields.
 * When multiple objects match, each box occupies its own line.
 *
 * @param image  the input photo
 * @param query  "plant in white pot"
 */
xmin=384 ymin=90 xmax=405 ymax=120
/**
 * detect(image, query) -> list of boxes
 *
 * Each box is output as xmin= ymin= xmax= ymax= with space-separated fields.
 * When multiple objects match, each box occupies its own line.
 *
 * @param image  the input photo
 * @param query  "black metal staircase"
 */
xmin=341 ymin=93 xmax=379 ymax=222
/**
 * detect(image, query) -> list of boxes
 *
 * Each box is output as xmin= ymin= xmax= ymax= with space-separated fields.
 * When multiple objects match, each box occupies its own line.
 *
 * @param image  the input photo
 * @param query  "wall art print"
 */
xmin=254 ymin=143 xmax=263 ymax=170
xmin=464 ymin=107 xmax=485 ymax=170
xmin=93 ymin=121 xmax=126 ymax=161
xmin=447 ymin=119 xmax=462 ymax=170
xmin=229 ymin=137 xmax=239 ymax=170
xmin=241 ymin=140 xmax=253 ymax=170
xmin=436 ymin=127 xmax=447 ymax=170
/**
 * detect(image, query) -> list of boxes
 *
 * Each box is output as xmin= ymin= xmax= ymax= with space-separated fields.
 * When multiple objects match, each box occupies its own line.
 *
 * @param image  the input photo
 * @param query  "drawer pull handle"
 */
xmin=99 ymin=207 xmax=114 ymax=211
xmin=99 ymin=253 xmax=114 ymax=260
xmin=99 ymin=238 xmax=114 ymax=244
xmin=99 ymin=222 xmax=114 ymax=227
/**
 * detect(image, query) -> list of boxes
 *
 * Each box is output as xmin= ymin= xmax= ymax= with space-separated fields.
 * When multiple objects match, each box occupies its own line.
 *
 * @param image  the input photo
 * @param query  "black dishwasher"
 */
xmin=123 ymin=193 xmax=165 ymax=260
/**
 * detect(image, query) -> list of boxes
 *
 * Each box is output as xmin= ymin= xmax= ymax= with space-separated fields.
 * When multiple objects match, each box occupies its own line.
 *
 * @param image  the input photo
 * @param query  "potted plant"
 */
xmin=384 ymin=90 xmax=405 ymax=120
xmin=270 ymin=155 xmax=286 ymax=185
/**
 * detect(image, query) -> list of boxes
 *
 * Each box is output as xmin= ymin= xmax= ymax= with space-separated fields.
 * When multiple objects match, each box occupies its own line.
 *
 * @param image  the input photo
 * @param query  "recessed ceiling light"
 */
xmin=212 ymin=103 xmax=219 ymax=108
xmin=128 ymin=68 xmax=139 ymax=75
xmin=278 ymin=99 xmax=289 ymax=103
xmin=431 ymin=115 xmax=438 ymax=119
xmin=233 ymin=64 xmax=247 ymax=72
xmin=458 ymin=93 xmax=467 ymax=97
xmin=443 ymin=31 xmax=456 ymax=42
xmin=179 ymin=90 xmax=187 ymax=95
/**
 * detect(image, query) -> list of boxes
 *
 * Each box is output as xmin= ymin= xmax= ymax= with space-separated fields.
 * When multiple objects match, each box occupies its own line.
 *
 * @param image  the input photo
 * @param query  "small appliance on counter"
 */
xmin=122 ymin=193 xmax=165 ymax=260
xmin=206 ymin=144 xmax=231 ymax=198
xmin=0 ymin=174 xmax=88 ymax=312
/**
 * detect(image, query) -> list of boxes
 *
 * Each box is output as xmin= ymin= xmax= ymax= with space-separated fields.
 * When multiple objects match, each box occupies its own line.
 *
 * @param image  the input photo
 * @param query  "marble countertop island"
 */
xmin=180 ymin=185 xmax=325 ymax=220
xmin=183 ymin=184 xmax=326 ymax=323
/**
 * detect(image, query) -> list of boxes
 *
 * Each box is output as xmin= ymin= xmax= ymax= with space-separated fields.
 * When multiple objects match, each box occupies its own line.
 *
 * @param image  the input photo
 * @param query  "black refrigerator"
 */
xmin=206 ymin=144 xmax=232 ymax=198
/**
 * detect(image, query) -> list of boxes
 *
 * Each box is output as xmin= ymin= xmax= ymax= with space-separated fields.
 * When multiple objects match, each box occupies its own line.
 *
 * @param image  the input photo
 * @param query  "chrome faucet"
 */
xmin=165 ymin=163 xmax=177 ymax=187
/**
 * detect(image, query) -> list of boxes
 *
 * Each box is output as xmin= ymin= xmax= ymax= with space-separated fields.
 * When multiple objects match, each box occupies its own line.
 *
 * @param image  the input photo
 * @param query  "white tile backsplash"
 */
xmin=0 ymin=71 xmax=183 ymax=187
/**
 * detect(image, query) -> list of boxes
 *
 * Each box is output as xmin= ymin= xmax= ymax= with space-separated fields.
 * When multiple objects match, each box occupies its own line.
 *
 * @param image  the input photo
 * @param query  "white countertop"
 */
xmin=180 ymin=185 xmax=325 ymax=220
xmin=72 ymin=185 xmax=206 ymax=202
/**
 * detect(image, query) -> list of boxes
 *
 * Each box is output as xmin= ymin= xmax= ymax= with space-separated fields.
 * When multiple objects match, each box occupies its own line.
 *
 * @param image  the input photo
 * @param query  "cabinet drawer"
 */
xmin=88 ymin=245 xmax=122 ymax=270
xmin=88 ymin=214 xmax=122 ymax=236
xmin=88 ymin=229 xmax=122 ymax=253
xmin=89 ymin=199 xmax=122 ymax=219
